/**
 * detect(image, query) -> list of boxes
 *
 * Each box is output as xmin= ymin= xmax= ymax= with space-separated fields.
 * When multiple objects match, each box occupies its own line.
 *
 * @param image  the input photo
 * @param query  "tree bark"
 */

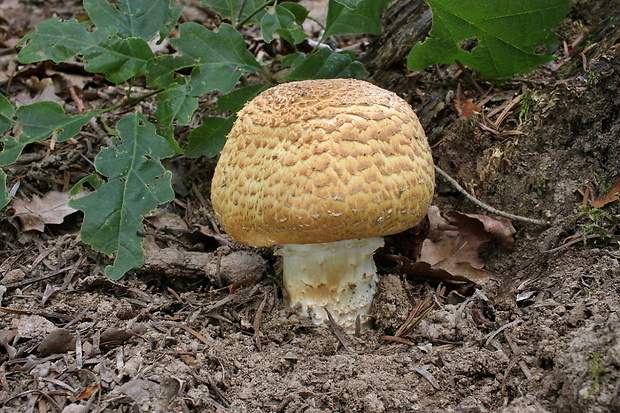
xmin=360 ymin=0 xmax=431 ymax=89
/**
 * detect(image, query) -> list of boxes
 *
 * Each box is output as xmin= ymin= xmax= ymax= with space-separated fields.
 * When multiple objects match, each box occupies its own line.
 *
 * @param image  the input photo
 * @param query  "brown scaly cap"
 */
xmin=210 ymin=78 xmax=435 ymax=247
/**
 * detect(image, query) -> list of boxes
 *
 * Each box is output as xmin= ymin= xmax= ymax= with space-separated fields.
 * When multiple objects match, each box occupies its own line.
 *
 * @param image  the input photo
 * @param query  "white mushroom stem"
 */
xmin=278 ymin=237 xmax=385 ymax=331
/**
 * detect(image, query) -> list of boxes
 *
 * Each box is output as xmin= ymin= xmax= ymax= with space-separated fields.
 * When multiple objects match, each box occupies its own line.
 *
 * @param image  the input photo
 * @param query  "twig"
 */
xmin=540 ymin=234 xmax=600 ymax=254
xmin=434 ymin=165 xmax=548 ymax=226
xmin=395 ymin=295 xmax=435 ymax=338
xmin=3 ymin=264 xmax=76 ymax=289
xmin=324 ymin=309 xmax=351 ymax=351
xmin=484 ymin=318 xmax=522 ymax=347
xmin=253 ymin=288 xmax=270 ymax=351
xmin=454 ymin=60 xmax=485 ymax=94
xmin=379 ymin=335 xmax=416 ymax=346
xmin=412 ymin=366 xmax=441 ymax=390
xmin=164 ymin=321 xmax=213 ymax=346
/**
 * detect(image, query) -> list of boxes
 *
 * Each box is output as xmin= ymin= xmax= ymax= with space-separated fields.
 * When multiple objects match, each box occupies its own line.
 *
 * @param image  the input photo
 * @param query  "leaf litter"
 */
xmin=383 ymin=206 xmax=516 ymax=285
xmin=10 ymin=190 xmax=84 ymax=232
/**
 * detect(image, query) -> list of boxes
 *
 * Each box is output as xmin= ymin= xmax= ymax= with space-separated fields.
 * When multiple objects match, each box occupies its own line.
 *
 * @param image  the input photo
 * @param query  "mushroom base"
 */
xmin=278 ymin=237 xmax=384 ymax=332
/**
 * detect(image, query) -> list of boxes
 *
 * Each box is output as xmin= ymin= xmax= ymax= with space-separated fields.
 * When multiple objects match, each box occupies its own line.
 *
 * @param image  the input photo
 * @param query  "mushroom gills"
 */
xmin=278 ymin=237 xmax=384 ymax=331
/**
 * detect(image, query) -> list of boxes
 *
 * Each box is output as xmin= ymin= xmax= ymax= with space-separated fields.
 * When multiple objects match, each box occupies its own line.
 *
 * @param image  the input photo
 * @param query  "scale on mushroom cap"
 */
xmin=211 ymin=78 xmax=435 ymax=332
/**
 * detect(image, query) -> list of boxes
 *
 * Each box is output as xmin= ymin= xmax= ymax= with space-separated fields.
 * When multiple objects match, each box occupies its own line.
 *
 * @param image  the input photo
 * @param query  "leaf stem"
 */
xmin=121 ymin=88 xmax=165 ymax=108
xmin=236 ymin=0 xmax=278 ymax=30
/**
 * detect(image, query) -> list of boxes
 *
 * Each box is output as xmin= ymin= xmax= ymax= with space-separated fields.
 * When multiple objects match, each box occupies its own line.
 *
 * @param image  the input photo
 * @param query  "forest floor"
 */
xmin=0 ymin=0 xmax=619 ymax=412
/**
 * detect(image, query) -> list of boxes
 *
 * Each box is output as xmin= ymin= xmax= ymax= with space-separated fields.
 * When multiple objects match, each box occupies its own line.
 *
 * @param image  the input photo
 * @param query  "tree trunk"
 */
xmin=360 ymin=0 xmax=431 ymax=89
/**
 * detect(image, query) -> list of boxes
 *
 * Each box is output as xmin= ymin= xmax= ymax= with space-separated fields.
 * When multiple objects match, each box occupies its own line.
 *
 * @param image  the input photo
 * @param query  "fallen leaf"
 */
xmin=590 ymin=176 xmax=620 ymax=208
xmin=75 ymin=384 xmax=99 ymax=401
xmin=99 ymin=328 xmax=133 ymax=347
xmin=118 ymin=379 xmax=160 ymax=404
xmin=452 ymin=211 xmax=516 ymax=250
xmin=0 ymin=330 xmax=18 ymax=359
xmin=454 ymin=98 xmax=481 ymax=118
xmin=37 ymin=328 xmax=76 ymax=356
xmin=382 ymin=206 xmax=516 ymax=285
xmin=11 ymin=190 xmax=85 ymax=232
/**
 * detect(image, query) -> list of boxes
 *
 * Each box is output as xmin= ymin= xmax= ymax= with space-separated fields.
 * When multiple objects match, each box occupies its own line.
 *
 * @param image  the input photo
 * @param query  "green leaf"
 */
xmin=84 ymin=0 xmax=183 ymax=41
xmin=212 ymin=83 xmax=269 ymax=112
xmin=281 ymin=52 xmax=305 ymax=68
xmin=333 ymin=0 xmax=362 ymax=7
xmin=284 ymin=48 xmax=368 ymax=80
xmin=323 ymin=0 xmax=390 ymax=39
xmin=171 ymin=23 xmax=263 ymax=95
xmin=0 ymin=102 xmax=98 ymax=166
xmin=280 ymin=3 xmax=310 ymax=25
xmin=173 ymin=23 xmax=263 ymax=72
xmin=156 ymin=83 xmax=199 ymax=151
xmin=17 ymin=18 xmax=153 ymax=82
xmin=261 ymin=5 xmax=305 ymax=44
xmin=184 ymin=116 xmax=236 ymax=158
xmin=71 ymin=174 xmax=105 ymax=194
xmin=71 ymin=112 xmax=175 ymax=279
xmin=157 ymin=84 xmax=199 ymax=127
xmin=17 ymin=18 xmax=113 ymax=64
xmin=0 ymin=169 xmax=8 ymax=209
xmin=188 ymin=65 xmax=242 ymax=96
xmin=0 ymin=94 xmax=15 ymax=134
xmin=84 ymin=37 xmax=153 ymax=83
xmin=201 ymin=0 xmax=266 ymax=25
xmin=407 ymin=0 xmax=571 ymax=78
xmin=146 ymin=54 xmax=195 ymax=89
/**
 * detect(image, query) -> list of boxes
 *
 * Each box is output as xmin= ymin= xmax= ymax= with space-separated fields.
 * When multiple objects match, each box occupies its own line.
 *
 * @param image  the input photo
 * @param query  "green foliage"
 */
xmin=573 ymin=205 xmax=618 ymax=244
xmin=284 ymin=49 xmax=368 ymax=80
xmin=70 ymin=113 xmax=175 ymax=279
xmin=202 ymin=0 xmax=267 ymax=26
xmin=0 ymin=94 xmax=15 ymax=137
xmin=0 ymin=100 xmax=102 ymax=188
xmin=261 ymin=4 xmax=307 ymax=45
xmin=323 ymin=0 xmax=391 ymax=39
xmin=584 ymin=353 xmax=605 ymax=399
xmin=408 ymin=0 xmax=570 ymax=78
xmin=18 ymin=19 xmax=153 ymax=83
xmin=2 ymin=0 xmax=389 ymax=278
xmin=171 ymin=22 xmax=263 ymax=95
xmin=83 ymin=0 xmax=183 ymax=41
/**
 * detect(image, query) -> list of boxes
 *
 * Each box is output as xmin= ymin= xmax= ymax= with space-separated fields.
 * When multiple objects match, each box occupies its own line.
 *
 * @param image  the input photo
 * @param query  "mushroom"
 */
xmin=210 ymin=78 xmax=434 ymax=331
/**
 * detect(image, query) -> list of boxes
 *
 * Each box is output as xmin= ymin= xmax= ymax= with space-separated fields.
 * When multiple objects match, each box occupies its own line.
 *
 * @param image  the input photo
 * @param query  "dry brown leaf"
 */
xmin=75 ymin=384 xmax=99 ymax=401
xmin=454 ymin=98 xmax=482 ymax=118
xmin=11 ymin=190 xmax=84 ymax=232
xmin=99 ymin=328 xmax=133 ymax=347
xmin=452 ymin=211 xmax=517 ymax=250
xmin=383 ymin=206 xmax=516 ymax=285
xmin=36 ymin=328 xmax=76 ymax=356
xmin=590 ymin=176 xmax=620 ymax=208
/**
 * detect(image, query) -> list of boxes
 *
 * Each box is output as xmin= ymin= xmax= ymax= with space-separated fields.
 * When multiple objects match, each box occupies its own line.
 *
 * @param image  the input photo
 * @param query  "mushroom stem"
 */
xmin=278 ymin=237 xmax=385 ymax=331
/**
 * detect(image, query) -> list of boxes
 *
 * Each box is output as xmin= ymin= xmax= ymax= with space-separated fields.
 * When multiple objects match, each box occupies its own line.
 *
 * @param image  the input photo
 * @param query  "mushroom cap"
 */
xmin=210 ymin=78 xmax=435 ymax=247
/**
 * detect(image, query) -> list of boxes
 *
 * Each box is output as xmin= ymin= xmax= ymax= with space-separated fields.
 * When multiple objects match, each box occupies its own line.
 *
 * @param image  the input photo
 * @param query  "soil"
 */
xmin=0 ymin=1 xmax=619 ymax=412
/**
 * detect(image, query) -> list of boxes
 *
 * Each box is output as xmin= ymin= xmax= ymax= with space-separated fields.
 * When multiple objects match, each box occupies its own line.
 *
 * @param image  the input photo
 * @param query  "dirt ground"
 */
xmin=0 ymin=1 xmax=619 ymax=412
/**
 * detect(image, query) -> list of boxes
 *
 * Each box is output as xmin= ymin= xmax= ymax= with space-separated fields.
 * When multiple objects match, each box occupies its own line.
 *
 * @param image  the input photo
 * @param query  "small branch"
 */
xmin=119 ymin=88 xmax=165 ymax=109
xmin=540 ymin=233 xmax=601 ymax=254
xmin=435 ymin=165 xmax=548 ymax=226
xmin=454 ymin=60 xmax=485 ymax=94
xmin=3 ymin=264 xmax=77 ymax=289
xmin=325 ymin=308 xmax=352 ymax=351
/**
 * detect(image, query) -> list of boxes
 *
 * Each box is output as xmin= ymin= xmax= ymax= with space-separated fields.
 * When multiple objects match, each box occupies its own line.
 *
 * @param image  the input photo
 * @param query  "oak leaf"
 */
xmin=11 ymin=190 xmax=84 ymax=232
